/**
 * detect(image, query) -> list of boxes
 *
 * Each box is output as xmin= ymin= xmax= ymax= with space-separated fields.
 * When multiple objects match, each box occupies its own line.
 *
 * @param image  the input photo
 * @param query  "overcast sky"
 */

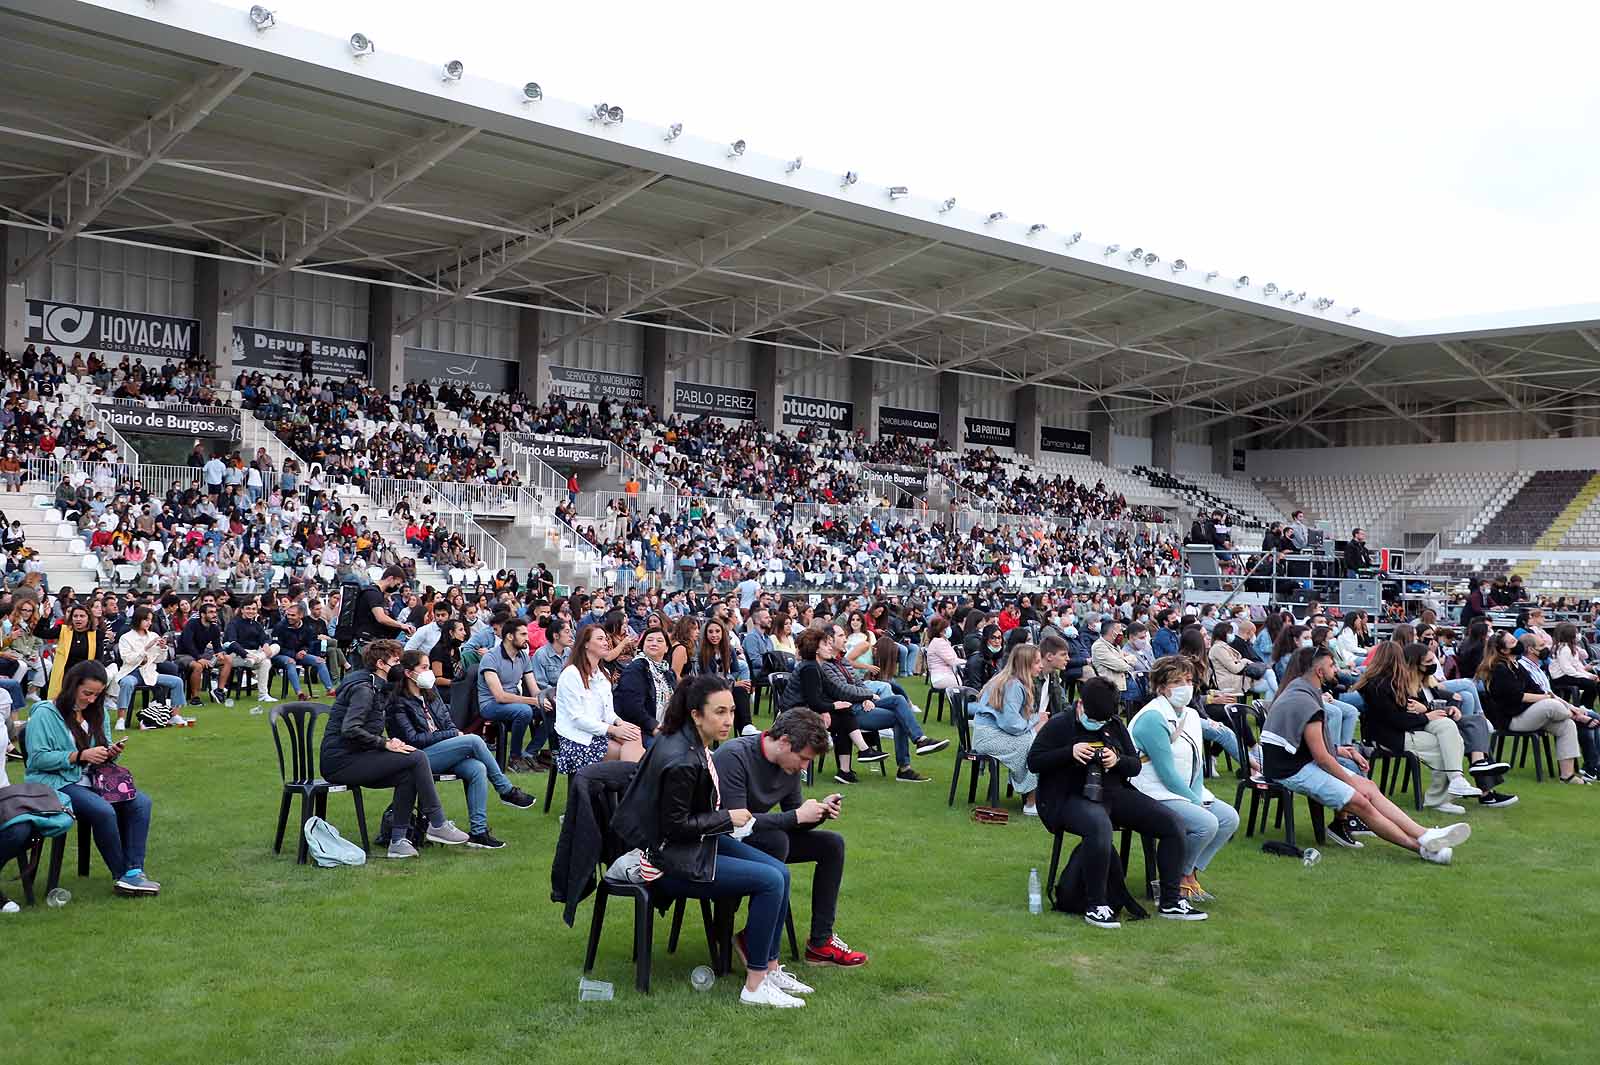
xmin=298 ymin=0 xmax=1600 ymax=321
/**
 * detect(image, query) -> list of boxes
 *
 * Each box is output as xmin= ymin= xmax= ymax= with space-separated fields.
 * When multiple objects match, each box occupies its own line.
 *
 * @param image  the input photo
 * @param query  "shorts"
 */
xmin=1273 ymin=762 xmax=1356 ymax=810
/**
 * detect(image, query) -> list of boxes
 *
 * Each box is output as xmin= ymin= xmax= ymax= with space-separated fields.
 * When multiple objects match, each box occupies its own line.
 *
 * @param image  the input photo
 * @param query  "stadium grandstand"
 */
xmin=3 ymin=0 xmax=1599 ymax=1057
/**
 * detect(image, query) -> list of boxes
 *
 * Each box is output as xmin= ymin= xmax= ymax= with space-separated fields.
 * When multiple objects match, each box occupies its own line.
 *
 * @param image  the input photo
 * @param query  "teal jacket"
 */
xmin=24 ymin=700 xmax=114 ymax=807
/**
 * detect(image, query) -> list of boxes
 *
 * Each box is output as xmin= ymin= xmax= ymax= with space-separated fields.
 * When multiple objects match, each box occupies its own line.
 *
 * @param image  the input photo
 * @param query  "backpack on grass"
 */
xmin=303 ymin=816 xmax=366 ymax=867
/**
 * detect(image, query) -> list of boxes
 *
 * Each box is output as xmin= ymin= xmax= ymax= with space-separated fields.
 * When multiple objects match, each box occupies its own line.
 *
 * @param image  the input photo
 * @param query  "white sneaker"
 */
xmin=386 ymin=838 xmax=418 ymax=859
xmin=0 ymin=897 xmax=19 ymax=914
xmin=767 ymin=966 xmax=814 ymax=994
xmin=114 ymin=719 xmax=127 ymax=732
xmin=258 ymin=693 xmax=280 ymax=704
xmin=1419 ymin=845 xmax=1452 ymax=865
xmin=1427 ymin=801 xmax=1467 ymax=815
xmin=1446 ymin=777 xmax=1482 ymax=798
xmin=740 ymin=724 xmax=761 ymax=737
xmin=1418 ymin=823 xmax=1471 ymax=853
xmin=1022 ymin=804 xmax=1040 ymax=817
xmin=740 ymin=974 xmax=806 ymax=1008
xmin=425 ymin=820 xmax=469 ymax=845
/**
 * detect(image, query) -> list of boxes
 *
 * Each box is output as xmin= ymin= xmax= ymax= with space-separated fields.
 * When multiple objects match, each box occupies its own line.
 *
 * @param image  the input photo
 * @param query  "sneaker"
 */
xmin=1157 ymin=899 xmax=1209 ymax=921
xmin=1418 ymin=823 xmax=1471 ymax=853
xmin=804 ymin=933 xmax=868 ymax=967
xmin=1327 ymin=818 xmax=1365 ymax=849
xmin=1426 ymin=801 xmax=1467 ymax=815
xmin=258 ymin=693 xmax=280 ymax=705
xmin=425 ymin=820 xmax=470 ymax=846
xmin=741 ymin=724 xmax=761 ymax=737
xmin=1478 ymin=790 xmax=1519 ymax=808
xmin=913 ymin=735 xmax=950 ymax=756
xmin=1469 ymin=760 xmax=1510 ymax=776
xmin=386 ymin=838 xmax=419 ymax=859
xmin=114 ymin=719 xmax=127 ymax=732
xmin=1581 ymin=769 xmax=1600 ymax=783
xmin=856 ymin=747 xmax=890 ymax=764
xmin=895 ymin=766 xmax=930 ymax=783
xmin=209 ymin=686 xmax=227 ymax=705
xmin=467 ymin=831 xmax=506 ymax=849
xmin=1446 ymin=777 xmax=1483 ymax=798
xmin=1022 ymin=804 xmax=1040 ymax=817
xmin=0 ymin=894 xmax=18 ymax=914
xmin=1419 ymin=845 xmax=1452 ymax=866
xmin=1347 ymin=814 xmax=1376 ymax=837
xmin=1084 ymin=905 xmax=1121 ymax=929
xmin=739 ymin=974 xmax=806 ymax=1008
xmin=500 ymin=787 xmax=536 ymax=810
xmin=767 ymin=966 xmax=814 ymax=995
xmin=113 ymin=872 xmax=161 ymax=896
xmin=833 ymin=770 xmax=860 ymax=785
xmin=188 ymin=696 xmax=204 ymax=706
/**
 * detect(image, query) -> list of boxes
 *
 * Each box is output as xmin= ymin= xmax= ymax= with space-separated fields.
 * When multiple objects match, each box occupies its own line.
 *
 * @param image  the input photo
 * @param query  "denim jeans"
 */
xmin=1438 ymin=678 xmax=1482 ymax=719
xmin=854 ymin=696 xmax=924 ymax=767
xmin=1162 ymin=797 xmax=1240 ymax=873
xmin=0 ymin=818 xmax=33 ymax=869
xmin=1328 ymin=695 xmax=1360 ymax=746
xmin=271 ymin=654 xmax=303 ymax=695
xmin=294 ymin=653 xmax=334 ymax=690
xmin=0 ymin=676 xmax=23 ymax=710
xmin=1201 ymin=718 xmax=1240 ymax=761
xmin=650 ymin=835 xmax=790 ymax=970
xmin=425 ymin=734 xmax=512 ymax=834
xmin=61 ymin=782 xmax=152 ymax=879
xmin=481 ymin=701 xmax=546 ymax=759
xmin=116 ymin=671 xmax=187 ymax=711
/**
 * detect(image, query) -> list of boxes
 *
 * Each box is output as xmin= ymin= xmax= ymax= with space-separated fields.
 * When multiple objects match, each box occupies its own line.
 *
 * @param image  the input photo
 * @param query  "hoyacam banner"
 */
xmin=782 ymin=394 xmax=854 ymax=431
xmin=548 ymin=364 xmax=646 ymax=404
xmin=232 ymin=326 xmax=370 ymax=379
xmin=964 ymin=416 xmax=1017 ymax=448
xmin=673 ymin=381 xmax=756 ymax=420
xmin=405 ymin=347 xmax=516 ymax=395
xmin=27 ymin=299 xmax=199 ymax=362
xmin=1040 ymin=425 xmax=1092 ymax=456
xmin=94 ymin=402 xmax=240 ymax=441
xmin=878 ymin=406 xmax=940 ymax=441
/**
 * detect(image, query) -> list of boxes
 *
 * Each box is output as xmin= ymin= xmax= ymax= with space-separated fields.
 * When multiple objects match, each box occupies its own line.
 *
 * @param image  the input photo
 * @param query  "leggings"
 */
xmin=324 ymin=748 xmax=444 ymax=828
xmin=1056 ymin=788 xmax=1185 ymax=909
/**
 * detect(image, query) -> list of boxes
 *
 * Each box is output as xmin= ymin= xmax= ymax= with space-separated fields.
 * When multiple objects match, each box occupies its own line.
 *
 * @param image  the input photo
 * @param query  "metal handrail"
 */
xmin=365 ymin=476 xmax=507 ymax=574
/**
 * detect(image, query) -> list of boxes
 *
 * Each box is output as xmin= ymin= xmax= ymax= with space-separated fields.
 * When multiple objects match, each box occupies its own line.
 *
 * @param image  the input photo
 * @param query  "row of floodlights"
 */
xmin=245 ymin=6 xmax=1360 ymax=318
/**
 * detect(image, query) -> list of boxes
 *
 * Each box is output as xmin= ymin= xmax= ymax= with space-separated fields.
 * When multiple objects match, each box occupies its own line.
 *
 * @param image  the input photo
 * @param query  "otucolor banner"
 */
xmin=782 ymin=394 xmax=854 ymax=431
xmin=232 ymin=325 xmax=370 ymax=379
xmin=878 ymin=405 xmax=941 ymax=441
xmin=673 ymin=380 xmax=756 ymax=420
xmin=26 ymin=299 xmax=199 ymax=362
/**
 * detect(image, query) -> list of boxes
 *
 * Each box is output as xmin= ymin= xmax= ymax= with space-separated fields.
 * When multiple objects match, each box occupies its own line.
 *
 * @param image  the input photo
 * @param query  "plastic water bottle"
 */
xmin=690 ymin=965 xmax=716 ymax=991
xmin=577 ymin=977 xmax=614 ymax=1001
xmin=1027 ymin=867 xmax=1042 ymax=914
xmin=46 ymin=887 xmax=71 ymax=908
xmin=1302 ymin=847 xmax=1321 ymax=868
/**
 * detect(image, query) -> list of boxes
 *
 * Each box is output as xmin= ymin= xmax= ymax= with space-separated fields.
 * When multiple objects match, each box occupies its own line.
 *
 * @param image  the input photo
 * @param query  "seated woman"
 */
xmin=970 ymin=644 xmax=1047 ymax=817
xmin=924 ymin=616 xmax=964 ymax=700
xmin=115 ymin=607 xmax=190 ymax=729
xmin=428 ymin=617 xmax=466 ymax=697
xmin=1550 ymin=622 xmax=1600 ymax=709
xmin=321 ymin=640 xmax=469 ymax=859
xmin=1026 ymin=678 xmax=1203 ymax=928
xmin=23 ymin=661 xmax=161 ymax=896
xmin=1177 ymin=626 xmax=1253 ymax=773
xmin=1129 ymin=656 xmax=1239 ymax=903
xmin=554 ymin=624 xmax=644 ymax=775
xmin=614 ymin=626 xmax=674 ymax=746
xmin=1206 ymin=621 xmax=1272 ymax=701
xmin=1403 ymin=642 xmax=1514 ymax=806
xmin=1270 ymin=624 xmax=1309 ymax=684
xmin=963 ymin=624 xmax=1005 ymax=691
xmin=384 ymin=649 xmax=535 ymax=849
xmin=698 ymin=619 xmax=753 ymax=734
xmin=1355 ymin=643 xmax=1487 ymax=814
xmin=773 ymin=627 xmax=880 ymax=779
xmin=611 ymin=674 xmax=811 ymax=1008
xmin=1481 ymin=633 xmax=1597 ymax=785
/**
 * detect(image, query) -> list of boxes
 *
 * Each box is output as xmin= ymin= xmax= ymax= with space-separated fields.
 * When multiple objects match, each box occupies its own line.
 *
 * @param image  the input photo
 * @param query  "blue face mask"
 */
xmin=1079 ymin=714 xmax=1106 ymax=731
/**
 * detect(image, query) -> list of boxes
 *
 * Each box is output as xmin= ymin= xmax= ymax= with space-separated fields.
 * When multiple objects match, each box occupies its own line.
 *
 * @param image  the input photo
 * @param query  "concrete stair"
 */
xmin=7 ymin=483 xmax=103 ymax=592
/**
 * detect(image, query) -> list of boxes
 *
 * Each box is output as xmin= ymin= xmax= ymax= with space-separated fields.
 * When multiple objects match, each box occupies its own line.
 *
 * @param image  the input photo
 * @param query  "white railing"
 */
xmin=366 ymin=476 xmax=508 ymax=575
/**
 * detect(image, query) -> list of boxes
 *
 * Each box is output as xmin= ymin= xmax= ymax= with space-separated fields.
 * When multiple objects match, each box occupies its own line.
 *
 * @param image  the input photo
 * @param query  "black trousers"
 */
xmin=1058 ymin=789 xmax=1185 ymax=909
xmin=1559 ymin=676 xmax=1600 ymax=709
xmin=324 ymin=748 xmax=443 ymax=829
xmin=746 ymin=826 xmax=845 ymax=945
xmin=733 ymin=686 xmax=752 ymax=735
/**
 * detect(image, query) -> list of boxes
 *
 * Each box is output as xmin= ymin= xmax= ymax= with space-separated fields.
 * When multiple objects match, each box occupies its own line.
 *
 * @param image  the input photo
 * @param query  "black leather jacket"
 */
xmin=610 ymin=727 xmax=733 ymax=881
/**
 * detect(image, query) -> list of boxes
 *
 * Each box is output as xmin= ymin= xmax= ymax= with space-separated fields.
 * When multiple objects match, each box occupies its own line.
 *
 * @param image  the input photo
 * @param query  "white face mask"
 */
xmin=1299 ymin=638 xmax=1313 ymax=649
xmin=414 ymin=669 xmax=437 ymax=690
xmin=1168 ymin=684 xmax=1195 ymax=708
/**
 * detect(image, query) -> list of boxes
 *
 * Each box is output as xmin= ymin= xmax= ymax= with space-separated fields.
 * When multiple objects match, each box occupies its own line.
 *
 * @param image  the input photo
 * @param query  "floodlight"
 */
xmin=1064 ymin=231 xmax=1082 ymax=246
xmin=1234 ymin=275 xmax=1249 ymax=288
xmin=522 ymin=83 xmax=544 ymax=103
xmin=1128 ymin=247 xmax=1144 ymax=262
xmin=1262 ymin=282 xmax=1279 ymax=296
xmin=1347 ymin=307 xmax=1361 ymax=317
xmin=1205 ymin=270 xmax=1219 ymax=282
xmin=785 ymin=156 xmax=803 ymax=173
xmin=349 ymin=32 xmax=375 ymax=57
xmin=1028 ymin=223 xmax=1047 ymax=236
xmin=1171 ymin=259 xmax=1187 ymax=273
xmin=592 ymin=103 xmax=624 ymax=125
xmin=939 ymin=197 xmax=957 ymax=213
xmin=840 ymin=171 xmax=859 ymax=188
xmin=888 ymin=186 xmax=909 ymax=200
xmin=728 ymin=139 xmax=747 ymax=158
xmin=248 ymin=5 xmax=275 ymax=31
xmin=442 ymin=60 xmax=464 ymax=82
xmin=1313 ymin=296 xmax=1334 ymax=310
xmin=664 ymin=122 xmax=683 ymax=140
xmin=1143 ymin=252 xmax=1159 ymax=266
xmin=1104 ymin=244 xmax=1121 ymax=257
xmin=986 ymin=211 xmax=1006 ymax=224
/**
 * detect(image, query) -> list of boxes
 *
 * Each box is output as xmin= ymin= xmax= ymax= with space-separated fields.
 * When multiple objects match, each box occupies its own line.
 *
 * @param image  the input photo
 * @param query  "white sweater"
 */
xmin=555 ymin=663 xmax=617 ymax=744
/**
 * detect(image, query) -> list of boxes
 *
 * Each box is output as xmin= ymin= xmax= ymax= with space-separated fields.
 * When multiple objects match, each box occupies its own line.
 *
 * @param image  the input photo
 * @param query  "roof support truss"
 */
xmin=1436 ymin=341 xmax=1556 ymax=436
xmin=840 ymin=262 xmax=1049 ymax=359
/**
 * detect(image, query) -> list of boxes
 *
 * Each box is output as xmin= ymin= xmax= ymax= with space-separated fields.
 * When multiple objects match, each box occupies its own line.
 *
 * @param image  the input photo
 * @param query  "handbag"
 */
xmin=86 ymin=761 xmax=138 ymax=803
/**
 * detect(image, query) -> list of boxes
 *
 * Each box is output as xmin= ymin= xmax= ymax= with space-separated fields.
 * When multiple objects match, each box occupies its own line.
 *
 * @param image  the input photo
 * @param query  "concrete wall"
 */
xmin=233 ymin=269 xmax=369 ymax=340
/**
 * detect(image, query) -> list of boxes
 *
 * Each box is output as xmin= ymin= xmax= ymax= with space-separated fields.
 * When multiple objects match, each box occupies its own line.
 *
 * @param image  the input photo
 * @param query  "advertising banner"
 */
xmin=232 ymin=325 xmax=370 ymax=379
xmin=26 ymin=299 xmax=199 ymax=362
xmin=781 ymin=394 xmax=854 ymax=431
xmin=95 ymin=402 xmax=240 ymax=441
xmin=878 ymin=405 xmax=940 ymax=441
xmin=405 ymin=347 xmax=516 ymax=394
xmin=1040 ymin=424 xmax=1092 ymax=456
xmin=673 ymin=380 xmax=756 ymax=420
xmin=507 ymin=433 xmax=609 ymax=468
xmin=548 ymin=364 xmax=646 ymax=404
xmin=964 ymin=416 xmax=1017 ymax=448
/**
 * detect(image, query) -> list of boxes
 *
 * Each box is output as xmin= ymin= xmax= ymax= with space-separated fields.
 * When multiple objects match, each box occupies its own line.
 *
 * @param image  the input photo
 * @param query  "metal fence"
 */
xmin=366 ymin=476 xmax=507 ymax=573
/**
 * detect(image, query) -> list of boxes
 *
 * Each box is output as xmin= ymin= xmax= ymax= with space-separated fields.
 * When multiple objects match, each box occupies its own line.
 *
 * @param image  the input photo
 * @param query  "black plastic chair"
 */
xmin=947 ymin=687 xmax=1004 ymax=806
xmin=1369 ymin=745 xmax=1424 ymax=811
xmin=11 ymin=831 xmax=67 ymax=905
xmin=927 ymin=684 xmax=949 ymax=723
xmin=15 ymin=728 xmax=93 ymax=878
xmin=1492 ymin=728 xmax=1556 ymax=782
xmin=268 ymin=701 xmax=371 ymax=863
xmin=1225 ymin=703 xmax=1326 ymax=851
xmin=274 ymin=660 xmax=322 ymax=700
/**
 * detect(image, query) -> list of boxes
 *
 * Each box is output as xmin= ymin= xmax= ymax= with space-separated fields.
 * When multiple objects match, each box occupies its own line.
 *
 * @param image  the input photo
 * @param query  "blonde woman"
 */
xmin=970 ymin=644 xmax=1046 ymax=816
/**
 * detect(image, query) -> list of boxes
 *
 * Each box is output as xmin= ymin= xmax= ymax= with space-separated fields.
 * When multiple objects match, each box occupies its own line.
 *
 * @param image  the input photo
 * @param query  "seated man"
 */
xmin=1261 ymin=647 xmax=1471 ymax=864
xmin=713 ymin=707 xmax=868 ymax=968
xmin=476 ymin=617 xmax=551 ymax=772
xmin=823 ymin=623 xmax=946 ymax=783
xmin=175 ymin=599 xmax=234 ymax=705
xmin=274 ymin=602 xmax=335 ymax=694
xmin=223 ymin=597 xmax=296 ymax=704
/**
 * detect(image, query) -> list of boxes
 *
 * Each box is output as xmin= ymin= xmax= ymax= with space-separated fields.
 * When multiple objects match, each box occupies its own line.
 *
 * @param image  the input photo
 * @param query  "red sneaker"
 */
xmin=804 ymin=933 xmax=868 ymax=967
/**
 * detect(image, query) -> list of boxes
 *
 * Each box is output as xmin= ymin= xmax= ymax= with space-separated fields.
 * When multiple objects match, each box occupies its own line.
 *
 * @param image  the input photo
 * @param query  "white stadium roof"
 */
xmin=4 ymin=0 xmax=1600 ymax=444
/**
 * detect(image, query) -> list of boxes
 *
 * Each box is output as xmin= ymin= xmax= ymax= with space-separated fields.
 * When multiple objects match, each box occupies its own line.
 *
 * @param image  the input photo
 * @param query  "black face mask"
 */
xmin=1423 ymin=662 xmax=1438 ymax=676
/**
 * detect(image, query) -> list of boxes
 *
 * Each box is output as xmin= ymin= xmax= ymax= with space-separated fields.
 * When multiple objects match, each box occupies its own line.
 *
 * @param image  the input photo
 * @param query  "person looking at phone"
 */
xmin=611 ymin=675 xmax=810 ymax=1008
xmin=24 ymin=660 xmax=162 ymax=896
xmin=115 ymin=606 xmax=190 ymax=728
xmin=1026 ymin=677 xmax=1202 ymax=927
xmin=714 ymin=707 xmax=869 ymax=968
